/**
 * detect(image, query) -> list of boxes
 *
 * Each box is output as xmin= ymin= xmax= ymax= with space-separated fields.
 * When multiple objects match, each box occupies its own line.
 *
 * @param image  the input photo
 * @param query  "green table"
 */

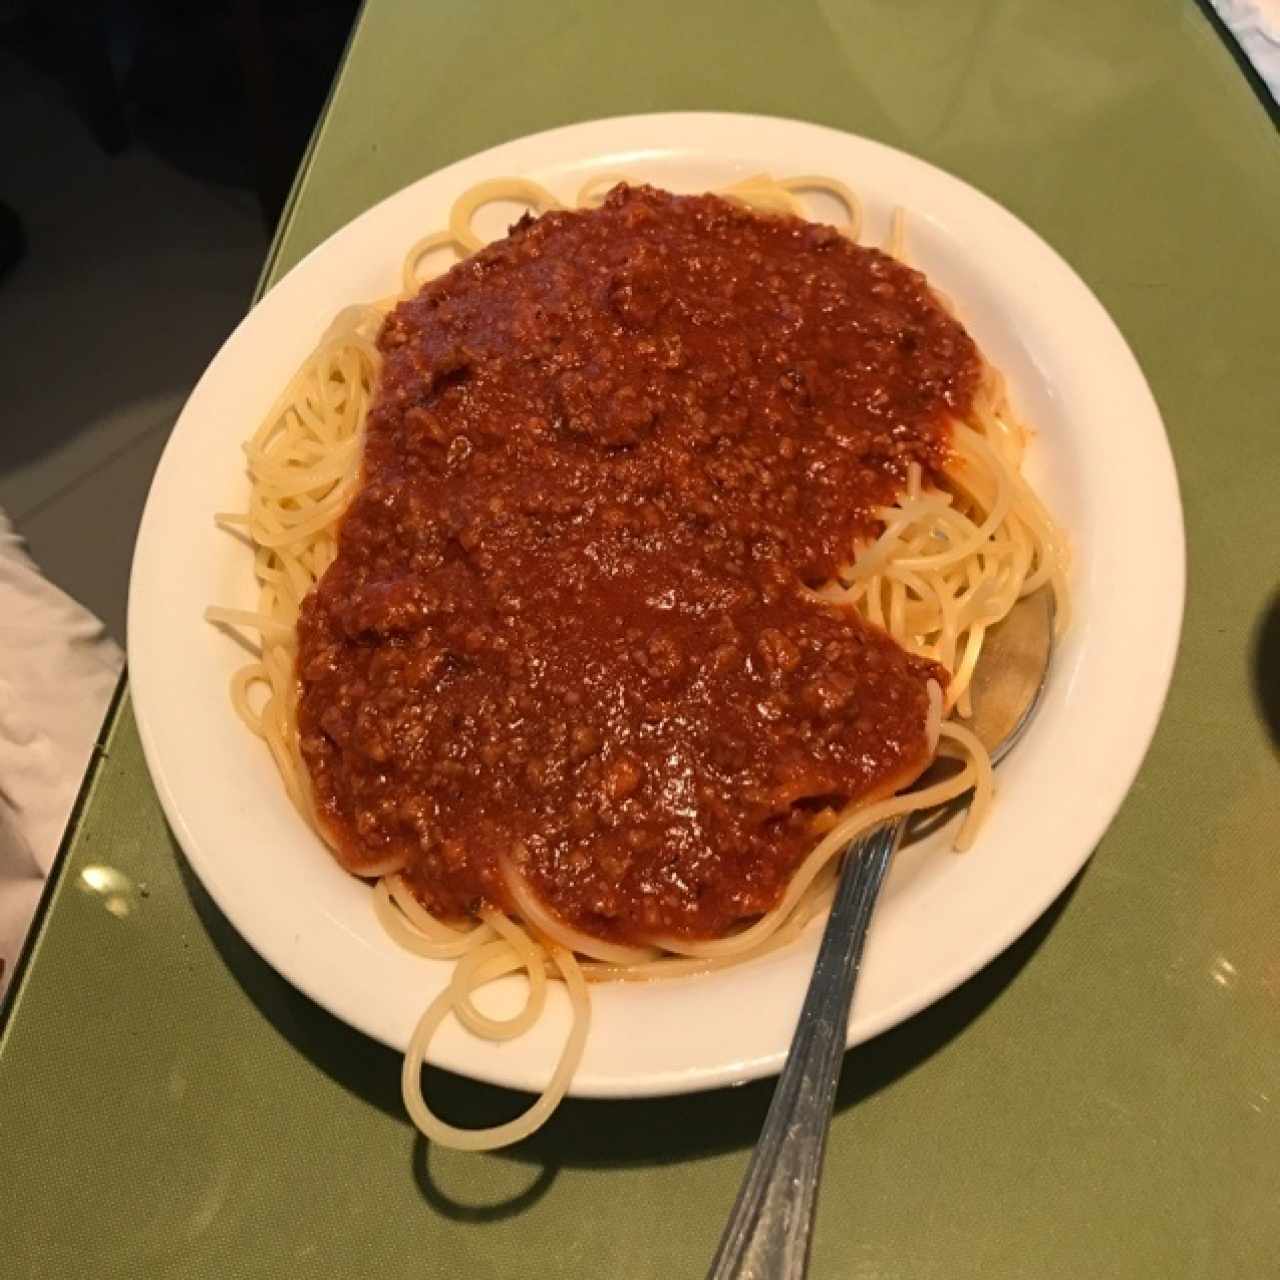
xmin=4 ymin=3 xmax=1278 ymax=1276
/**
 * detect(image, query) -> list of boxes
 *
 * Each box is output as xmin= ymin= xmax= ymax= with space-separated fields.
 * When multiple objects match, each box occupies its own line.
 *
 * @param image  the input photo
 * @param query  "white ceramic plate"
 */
xmin=128 ymin=113 xmax=1183 ymax=1098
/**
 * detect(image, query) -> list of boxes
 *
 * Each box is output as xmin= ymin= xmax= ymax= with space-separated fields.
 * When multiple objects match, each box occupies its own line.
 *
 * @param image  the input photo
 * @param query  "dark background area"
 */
xmin=0 ymin=0 xmax=360 ymax=640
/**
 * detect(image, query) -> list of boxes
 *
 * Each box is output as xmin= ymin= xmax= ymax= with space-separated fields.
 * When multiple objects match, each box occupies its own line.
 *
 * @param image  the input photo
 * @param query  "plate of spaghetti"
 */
xmin=128 ymin=113 xmax=1183 ymax=1151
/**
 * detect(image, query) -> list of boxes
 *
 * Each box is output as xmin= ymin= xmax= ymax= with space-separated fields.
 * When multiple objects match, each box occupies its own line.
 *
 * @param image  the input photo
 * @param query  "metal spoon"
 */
xmin=707 ymin=585 xmax=1056 ymax=1280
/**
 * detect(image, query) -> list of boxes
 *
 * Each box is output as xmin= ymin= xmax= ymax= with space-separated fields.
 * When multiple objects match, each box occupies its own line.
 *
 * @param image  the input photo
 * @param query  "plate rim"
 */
xmin=127 ymin=111 xmax=1185 ymax=1098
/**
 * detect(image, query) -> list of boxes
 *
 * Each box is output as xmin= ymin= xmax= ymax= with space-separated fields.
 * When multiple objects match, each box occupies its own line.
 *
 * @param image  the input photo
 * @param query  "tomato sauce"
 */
xmin=296 ymin=185 xmax=979 ymax=942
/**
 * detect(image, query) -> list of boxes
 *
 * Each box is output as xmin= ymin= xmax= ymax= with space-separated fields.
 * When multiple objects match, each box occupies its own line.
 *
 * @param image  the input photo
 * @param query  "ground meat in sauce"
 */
xmin=295 ymin=184 xmax=980 ymax=943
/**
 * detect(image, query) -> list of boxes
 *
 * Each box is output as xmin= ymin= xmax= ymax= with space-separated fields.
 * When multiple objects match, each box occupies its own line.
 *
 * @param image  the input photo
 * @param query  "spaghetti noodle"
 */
xmin=207 ymin=174 xmax=1068 ymax=1151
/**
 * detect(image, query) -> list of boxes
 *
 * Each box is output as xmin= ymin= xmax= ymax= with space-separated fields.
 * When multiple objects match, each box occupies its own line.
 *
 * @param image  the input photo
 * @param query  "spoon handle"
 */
xmin=706 ymin=817 xmax=906 ymax=1280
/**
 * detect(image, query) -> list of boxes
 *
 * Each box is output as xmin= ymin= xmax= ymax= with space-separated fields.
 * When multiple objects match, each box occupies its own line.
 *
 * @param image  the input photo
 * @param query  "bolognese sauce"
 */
xmin=295 ymin=185 xmax=980 ymax=943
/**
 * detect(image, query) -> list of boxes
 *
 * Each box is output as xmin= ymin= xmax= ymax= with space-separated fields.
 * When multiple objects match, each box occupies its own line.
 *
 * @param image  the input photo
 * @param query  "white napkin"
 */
xmin=0 ymin=511 xmax=122 ymax=995
xmin=1209 ymin=0 xmax=1280 ymax=102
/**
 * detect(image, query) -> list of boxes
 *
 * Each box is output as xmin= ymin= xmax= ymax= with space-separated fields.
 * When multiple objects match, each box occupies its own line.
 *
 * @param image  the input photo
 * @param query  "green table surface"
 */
xmin=4 ymin=2 xmax=1279 ymax=1276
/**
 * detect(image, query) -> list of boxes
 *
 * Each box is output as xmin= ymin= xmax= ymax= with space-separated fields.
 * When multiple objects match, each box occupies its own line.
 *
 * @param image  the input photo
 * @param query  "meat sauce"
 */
xmin=296 ymin=185 xmax=980 ymax=943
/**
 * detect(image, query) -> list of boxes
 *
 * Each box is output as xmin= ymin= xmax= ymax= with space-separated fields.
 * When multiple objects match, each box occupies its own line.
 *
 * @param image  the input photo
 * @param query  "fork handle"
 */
xmin=705 ymin=817 xmax=906 ymax=1280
